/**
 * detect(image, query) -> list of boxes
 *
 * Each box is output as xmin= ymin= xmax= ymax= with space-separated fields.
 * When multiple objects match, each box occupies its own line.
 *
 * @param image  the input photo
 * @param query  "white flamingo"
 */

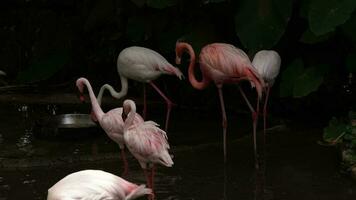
xmin=97 ymin=46 xmax=183 ymax=132
xmin=47 ymin=170 xmax=152 ymax=200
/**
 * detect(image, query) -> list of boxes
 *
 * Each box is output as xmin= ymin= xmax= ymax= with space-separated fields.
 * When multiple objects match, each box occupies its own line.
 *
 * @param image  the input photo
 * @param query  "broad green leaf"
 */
xmin=130 ymin=0 xmax=145 ymax=7
xmin=323 ymin=117 xmax=348 ymax=143
xmin=181 ymin=22 xmax=218 ymax=53
xmin=126 ymin=16 xmax=151 ymax=42
xmin=300 ymin=28 xmax=333 ymax=44
xmin=234 ymin=0 xmax=293 ymax=50
xmin=346 ymin=52 xmax=356 ymax=72
xmin=16 ymin=51 xmax=70 ymax=83
xmin=84 ymin=0 xmax=115 ymax=31
xmin=308 ymin=0 xmax=356 ymax=36
xmin=147 ymin=0 xmax=178 ymax=9
xmin=279 ymin=59 xmax=304 ymax=97
xmin=293 ymin=66 xmax=324 ymax=97
xmin=341 ymin=12 xmax=356 ymax=42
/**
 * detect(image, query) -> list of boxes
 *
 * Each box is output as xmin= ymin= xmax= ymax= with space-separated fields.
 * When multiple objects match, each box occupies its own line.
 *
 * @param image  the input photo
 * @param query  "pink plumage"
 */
xmin=76 ymin=77 xmax=143 ymax=175
xmin=47 ymin=170 xmax=151 ymax=200
xmin=122 ymin=99 xmax=173 ymax=199
xmin=176 ymin=42 xmax=264 ymax=168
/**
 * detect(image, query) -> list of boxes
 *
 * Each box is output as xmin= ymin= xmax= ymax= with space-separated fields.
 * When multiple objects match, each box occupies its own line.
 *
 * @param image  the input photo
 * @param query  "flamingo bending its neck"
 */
xmin=175 ymin=42 xmax=265 ymax=168
xmin=47 ymin=169 xmax=152 ymax=200
xmin=96 ymin=46 xmax=183 ymax=132
xmin=252 ymin=50 xmax=281 ymax=134
xmin=122 ymin=99 xmax=173 ymax=200
xmin=76 ymin=77 xmax=144 ymax=176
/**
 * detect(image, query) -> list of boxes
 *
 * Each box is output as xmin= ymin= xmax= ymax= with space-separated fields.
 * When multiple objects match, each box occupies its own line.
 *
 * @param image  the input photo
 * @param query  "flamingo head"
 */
xmin=122 ymin=99 xmax=136 ymax=121
xmin=175 ymin=42 xmax=184 ymax=65
xmin=76 ymin=78 xmax=86 ymax=102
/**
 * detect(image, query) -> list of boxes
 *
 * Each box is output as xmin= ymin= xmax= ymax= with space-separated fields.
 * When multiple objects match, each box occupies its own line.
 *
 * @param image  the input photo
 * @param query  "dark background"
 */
xmin=0 ymin=0 xmax=355 ymax=126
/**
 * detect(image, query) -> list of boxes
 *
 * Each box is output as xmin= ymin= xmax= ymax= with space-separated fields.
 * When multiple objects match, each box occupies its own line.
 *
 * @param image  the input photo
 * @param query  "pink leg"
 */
xmin=144 ymin=169 xmax=154 ymax=200
xmin=238 ymin=86 xmax=259 ymax=169
xmin=253 ymin=98 xmax=260 ymax=170
xmin=143 ymin=84 xmax=147 ymax=120
xmin=150 ymin=166 xmax=155 ymax=199
xmin=149 ymin=81 xmax=175 ymax=132
xmin=120 ymin=149 xmax=129 ymax=177
xmin=217 ymin=85 xmax=228 ymax=163
xmin=263 ymin=87 xmax=271 ymax=134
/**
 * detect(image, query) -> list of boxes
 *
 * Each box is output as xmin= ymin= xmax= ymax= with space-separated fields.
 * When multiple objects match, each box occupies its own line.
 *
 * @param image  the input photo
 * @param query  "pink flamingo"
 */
xmin=122 ymin=99 xmax=173 ymax=200
xmin=76 ymin=77 xmax=144 ymax=176
xmin=252 ymin=50 xmax=281 ymax=134
xmin=96 ymin=46 xmax=184 ymax=132
xmin=47 ymin=170 xmax=152 ymax=200
xmin=175 ymin=42 xmax=265 ymax=168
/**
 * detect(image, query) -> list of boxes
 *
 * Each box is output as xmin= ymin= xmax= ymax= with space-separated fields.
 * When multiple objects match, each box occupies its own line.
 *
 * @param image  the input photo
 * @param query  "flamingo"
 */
xmin=252 ymin=50 xmax=281 ymax=134
xmin=47 ymin=170 xmax=152 ymax=200
xmin=96 ymin=46 xmax=184 ymax=132
xmin=76 ymin=77 xmax=144 ymax=176
xmin=121 ymin=99 xmax=173 ymax=200
xmin=175 ymin=42 xmax=265 ymax=168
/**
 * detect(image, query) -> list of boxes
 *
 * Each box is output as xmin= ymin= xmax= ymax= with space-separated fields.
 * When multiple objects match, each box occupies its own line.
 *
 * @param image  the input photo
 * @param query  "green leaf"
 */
xmin=147 ymin=0 xmax=178 ymax=9
xmin=341 ymin=12 xmax=356 ymax=42
xmin=181 ymin=22 xmax=218 ymax=53
xmin=130 ymin=0 xmax=145 ymax=7
xmin=16 ymin=51 xmax=70 ymax=83
xmin=300 ymin=28 xmax=333 ymax=44
xmin=84 ymin=0 xmax=115 ymax=31
xmin=279 ymin=59 xmax=304 ymax=97
xmin=126 ymin=16 xmax=151 ymax=42
xmin=293 ymin=66 xmax=324 ymax=97
xmin=346 ymin=52 xmax=356 ymax=73
xmin=234 ymin=0 xmax=293 ymax=50
xmin=308 ymin=0 xmax=356 ymax=36
xmin=323 ymin=117 xmax=348 ymax=143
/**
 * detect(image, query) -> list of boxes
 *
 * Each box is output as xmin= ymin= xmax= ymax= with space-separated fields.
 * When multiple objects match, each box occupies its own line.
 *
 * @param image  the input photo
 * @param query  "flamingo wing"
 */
xmin=124 ymin=121 xmax=173 ymax=167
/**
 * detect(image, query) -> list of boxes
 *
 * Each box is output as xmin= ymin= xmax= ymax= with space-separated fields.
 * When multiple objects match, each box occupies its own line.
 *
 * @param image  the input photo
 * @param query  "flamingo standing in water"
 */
xmin=122 ymin=99 xmax=173 ymax=200
xmin=47 ymin=170 xmax=152 ymax=200
xmin=96 ymin=46 xmax=184 ymax=132
xmin=76 ymin=77 xmax=144 ymax=176
xmin=175 ymin=42 xmax=265 ymax=168
xmin=252 ymin=50 xmax=281 ymax=134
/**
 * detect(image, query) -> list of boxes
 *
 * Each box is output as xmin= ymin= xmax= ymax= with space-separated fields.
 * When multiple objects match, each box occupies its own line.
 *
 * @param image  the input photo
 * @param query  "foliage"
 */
xmin=1 ymin=0 xmax=356 ymax=100
xmin=323 ymin=117 xmax=350 ymax=143
xmin=234 ymin=0 xmax=293 ymax=51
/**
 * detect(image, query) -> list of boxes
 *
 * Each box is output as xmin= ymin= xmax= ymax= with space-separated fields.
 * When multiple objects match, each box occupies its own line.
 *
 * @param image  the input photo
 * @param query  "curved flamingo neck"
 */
xmin=123 ymin=100 xmax=137 ymax=129
xmin=97 ymin=74 xmax=128 ymax=106
xmin=247 ymin=68 xmax=265 ymax=99
xmin=177 ymin=42 xmax=209 ymax=90
xmin=77 ymin=78 xmax=104 ymax=120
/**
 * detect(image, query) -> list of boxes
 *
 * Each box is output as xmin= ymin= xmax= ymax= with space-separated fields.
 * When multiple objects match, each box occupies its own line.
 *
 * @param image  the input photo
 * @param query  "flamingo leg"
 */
xmin=143 ymin=83 xmax=147 ymax=120
xmin=253 ymin=98 xmax=260 ymax=170
xmin=149 ymin=81 xmax=174 ymax=132
xmin=263 ymin=86 xmax=271 ymax=134
xmin=238 ymin=86 xmax=259 ymax=169
xmin=217 ymin=85 xmax=228 ymax=163
xmin=120 ymin=149 xmax=129 ymax=177
xmin=150 ymin=165 xmax=155 ymax=199
xmin=144 ymin=168 xmax=155 ymax=200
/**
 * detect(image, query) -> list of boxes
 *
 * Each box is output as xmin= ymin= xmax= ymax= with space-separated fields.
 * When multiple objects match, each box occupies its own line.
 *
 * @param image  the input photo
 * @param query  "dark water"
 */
xmin=0 ymin=103 xmax=355 ymax=200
